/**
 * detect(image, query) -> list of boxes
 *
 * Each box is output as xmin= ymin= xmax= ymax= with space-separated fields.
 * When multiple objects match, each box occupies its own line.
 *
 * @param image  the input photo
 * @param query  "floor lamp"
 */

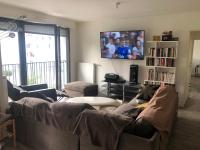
xmin=0 ymin=32 xmax=15 ymax=112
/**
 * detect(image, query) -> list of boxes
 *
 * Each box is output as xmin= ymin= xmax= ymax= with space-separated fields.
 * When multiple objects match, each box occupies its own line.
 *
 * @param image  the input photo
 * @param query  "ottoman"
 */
xmin=64 ymin=81 xmax=98 ymax=97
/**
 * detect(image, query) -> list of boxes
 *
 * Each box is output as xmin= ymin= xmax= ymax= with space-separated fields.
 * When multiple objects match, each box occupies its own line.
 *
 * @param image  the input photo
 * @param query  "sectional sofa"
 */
xmin=8 ymin=85 xmax=178 ymax=150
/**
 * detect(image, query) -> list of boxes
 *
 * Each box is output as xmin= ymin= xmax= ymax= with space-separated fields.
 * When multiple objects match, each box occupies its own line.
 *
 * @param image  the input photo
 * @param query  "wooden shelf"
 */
xmin=147 ymin=41 xmax=179 ymax=43
xmin=144 ymin=80 xmax=175 ymax=84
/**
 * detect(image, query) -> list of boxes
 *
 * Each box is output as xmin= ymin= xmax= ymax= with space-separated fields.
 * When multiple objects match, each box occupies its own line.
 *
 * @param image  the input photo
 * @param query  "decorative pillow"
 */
xmin=113 ymin=103 xmax=143 ymax=119
xmin=136 ymin=84 xmax=160 ymax=101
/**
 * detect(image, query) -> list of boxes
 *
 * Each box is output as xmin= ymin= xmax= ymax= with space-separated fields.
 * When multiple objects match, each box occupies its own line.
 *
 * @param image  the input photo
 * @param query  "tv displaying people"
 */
xmin=100 ymin=31 xmax=144 ymax=60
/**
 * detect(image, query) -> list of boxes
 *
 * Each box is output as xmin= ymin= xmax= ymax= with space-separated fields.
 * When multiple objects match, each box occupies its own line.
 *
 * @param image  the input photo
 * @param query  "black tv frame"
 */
xmin=100 ymin=30 xmax=145 ymax=60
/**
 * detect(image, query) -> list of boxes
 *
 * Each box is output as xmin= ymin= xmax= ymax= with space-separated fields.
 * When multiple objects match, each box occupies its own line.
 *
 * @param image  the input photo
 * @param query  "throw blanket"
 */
xmin=73 ymin=109 xmax=132 ymax=150
xmin=9 ymin=97 xmax=95 ymax=131
xmin=137 ymin=85 xmax=178 ymax=150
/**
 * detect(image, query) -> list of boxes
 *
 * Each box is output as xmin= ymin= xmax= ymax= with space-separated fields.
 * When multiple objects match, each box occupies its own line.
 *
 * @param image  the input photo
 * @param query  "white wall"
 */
xmin=77 ymin=11 xmax=200 ymax=107
xmin=0 ymin=3 xmax=78 ymax=111
xmin=192 ymin=40 xmax=200 ymax=75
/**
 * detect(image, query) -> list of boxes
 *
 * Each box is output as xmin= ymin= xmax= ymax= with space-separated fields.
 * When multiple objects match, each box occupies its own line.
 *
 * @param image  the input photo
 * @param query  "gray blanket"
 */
xmin=9 ymin=97 xmax=133 ymax=150
xmin=9 ymin=97 xmax=94 ymax=131
xmin=73 ymin=109 xmax=132 ymax=150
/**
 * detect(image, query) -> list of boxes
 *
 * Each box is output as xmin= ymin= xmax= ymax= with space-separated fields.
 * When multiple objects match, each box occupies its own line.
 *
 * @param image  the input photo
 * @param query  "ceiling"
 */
xmin=0 ymin=0 xmax=200 ymax=22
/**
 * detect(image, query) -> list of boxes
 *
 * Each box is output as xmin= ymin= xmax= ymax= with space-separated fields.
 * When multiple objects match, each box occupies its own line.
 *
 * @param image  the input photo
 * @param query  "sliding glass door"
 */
xmin=25 ymin=32 xmax=56 ymax=88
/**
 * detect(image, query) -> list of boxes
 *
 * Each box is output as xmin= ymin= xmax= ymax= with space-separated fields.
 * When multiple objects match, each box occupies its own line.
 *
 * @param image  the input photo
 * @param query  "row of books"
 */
xmin=148 ymin=69 xmax=154 ymax=80
xmin=147 ymin=48 xmax=176 ymax=58
xmin=157 ymin=48 xmax=176 ymax=57
xmin=155 ymin=71 xmax=175 ymax=83
xmin=147 ymin=48 xmax=155 ymax=57
xmin=146 ymin=58 xmax=155 ymax=66
xmin=147 ymin=70 xmax=175 ymax=83
xmin=156 ymin=58 xmax=176 ymax=67
xmin=166 ymin=59 xmax=176 ymax=67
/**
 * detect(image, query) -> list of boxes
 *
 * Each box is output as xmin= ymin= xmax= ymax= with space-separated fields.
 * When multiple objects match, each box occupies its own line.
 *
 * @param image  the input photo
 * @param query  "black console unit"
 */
xmin=104 ymin=79 xmax=141 ymax=101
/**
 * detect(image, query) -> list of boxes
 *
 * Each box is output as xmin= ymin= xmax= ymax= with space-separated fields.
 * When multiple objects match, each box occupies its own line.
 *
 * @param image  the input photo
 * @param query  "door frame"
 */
xmin=187 ymin=31 xmax=200 ymax=92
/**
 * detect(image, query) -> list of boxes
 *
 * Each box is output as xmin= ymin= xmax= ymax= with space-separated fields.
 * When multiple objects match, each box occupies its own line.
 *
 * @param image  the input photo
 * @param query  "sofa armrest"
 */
xmin=19 ymin=84 xmax=48 ymax=91
xmin=29 ymin=88 xmax=57 ymax=101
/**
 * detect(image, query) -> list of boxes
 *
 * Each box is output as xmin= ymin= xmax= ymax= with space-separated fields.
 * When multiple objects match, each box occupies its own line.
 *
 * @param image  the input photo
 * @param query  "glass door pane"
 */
xmin=60 ymin=28 xmax=70 ymax=89
xmin=1 ymin=31 xmax=21 ymax=85
xmin=60 ymin=36 xmax=67 ymax=88
xmin=25 ymin=33 xmax=56 ymax=88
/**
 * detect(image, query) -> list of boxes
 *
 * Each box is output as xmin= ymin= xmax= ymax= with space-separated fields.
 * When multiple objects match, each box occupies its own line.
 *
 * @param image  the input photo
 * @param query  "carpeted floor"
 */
xmin=3 ymin=78 xmax=200 ymax=150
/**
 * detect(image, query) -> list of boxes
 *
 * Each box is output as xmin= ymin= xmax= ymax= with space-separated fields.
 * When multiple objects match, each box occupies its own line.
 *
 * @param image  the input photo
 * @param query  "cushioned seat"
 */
xmin=64 ymin=81 xmax=98 ymax=97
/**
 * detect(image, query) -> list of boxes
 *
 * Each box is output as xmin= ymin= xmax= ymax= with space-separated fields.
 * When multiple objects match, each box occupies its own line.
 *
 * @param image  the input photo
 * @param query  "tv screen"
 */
xmin=100 ymin=30 xmax=144 ymax=60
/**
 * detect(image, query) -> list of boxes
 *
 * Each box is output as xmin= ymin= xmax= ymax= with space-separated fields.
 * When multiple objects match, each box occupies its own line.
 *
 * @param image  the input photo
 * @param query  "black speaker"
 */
xmin=129 ymin=65 xmax=138 ymax=84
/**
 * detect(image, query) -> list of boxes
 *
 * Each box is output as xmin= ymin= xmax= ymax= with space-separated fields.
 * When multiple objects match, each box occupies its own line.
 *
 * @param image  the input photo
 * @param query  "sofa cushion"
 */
xmin=124 ymin=117 xmax=156 ymax=139
xmin=113 ymin=103 xmax=155 ymax=139
xmin=74 ymin=109 xmax=132 ymax=150
xmin=64 ymin=81 xmax=95 ymax=93
xmin=65 ymin=89 xmax=84 ymax=97
xmin=19 ymin=91 xmax=54 ymax=103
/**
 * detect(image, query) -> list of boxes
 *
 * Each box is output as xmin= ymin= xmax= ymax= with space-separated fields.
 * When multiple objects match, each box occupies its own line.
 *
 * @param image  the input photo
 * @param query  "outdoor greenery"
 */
xmin=2 ymin=70 xmax=12 ymax=76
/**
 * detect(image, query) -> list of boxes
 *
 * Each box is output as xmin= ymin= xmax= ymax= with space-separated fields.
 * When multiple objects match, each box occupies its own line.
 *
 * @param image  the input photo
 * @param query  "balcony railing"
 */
xmin=2 ymin=60 xmax=68 ymax=88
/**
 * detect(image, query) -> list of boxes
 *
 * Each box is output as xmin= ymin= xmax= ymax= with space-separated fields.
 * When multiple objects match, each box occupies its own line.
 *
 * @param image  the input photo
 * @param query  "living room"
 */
xmin=0 ymin=0 xmax=200 ymax=150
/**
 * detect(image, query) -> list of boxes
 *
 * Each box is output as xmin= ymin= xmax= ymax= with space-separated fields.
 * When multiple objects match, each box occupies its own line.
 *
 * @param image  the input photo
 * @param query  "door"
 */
xmin=24 ymin=24 xmax=56 ymax=88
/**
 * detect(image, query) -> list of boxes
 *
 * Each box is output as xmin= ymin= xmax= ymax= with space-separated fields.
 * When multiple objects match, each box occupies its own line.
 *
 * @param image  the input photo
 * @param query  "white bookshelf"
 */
xmin=144 ymin=41 xmax=178 ymax=85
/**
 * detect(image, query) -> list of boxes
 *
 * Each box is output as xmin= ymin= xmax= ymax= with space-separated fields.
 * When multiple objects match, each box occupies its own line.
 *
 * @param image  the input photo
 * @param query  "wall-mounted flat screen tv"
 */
xmin=100 ymin=30 xmax=144 ymax=60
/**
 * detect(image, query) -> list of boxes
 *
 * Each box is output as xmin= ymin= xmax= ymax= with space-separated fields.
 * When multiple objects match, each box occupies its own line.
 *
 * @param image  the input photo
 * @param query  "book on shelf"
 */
xmin=167 ymin=48 xmax=176 ymax=57
xmin=146 ymin=58 xmax=155 ymax=66
xmin=148 ymin=48 xmax=155 ymax=57
xmin=148 ymin=69 xmax=154 ymax=80
xmin=156 ymin=48 xmax=176 ymax=57
xmin=161 ymin=58 xmax=165 ymax=66
xmin=156 ymin=48 xmax=161 ymax=57
xmin=156 ymin=58 xmax=175 ymax=67
xmin=156 ymin=58 xmax=165 ymax=66
xmin=155 ymin=71 xmax=175 ymax=83
xmin=166 ymin=58 xmax=175 ymax=67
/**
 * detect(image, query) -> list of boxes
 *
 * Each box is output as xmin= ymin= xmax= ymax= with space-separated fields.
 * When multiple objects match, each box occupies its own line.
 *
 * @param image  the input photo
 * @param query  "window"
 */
xmin=0 ymin=18 xmax=70 ymax=89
